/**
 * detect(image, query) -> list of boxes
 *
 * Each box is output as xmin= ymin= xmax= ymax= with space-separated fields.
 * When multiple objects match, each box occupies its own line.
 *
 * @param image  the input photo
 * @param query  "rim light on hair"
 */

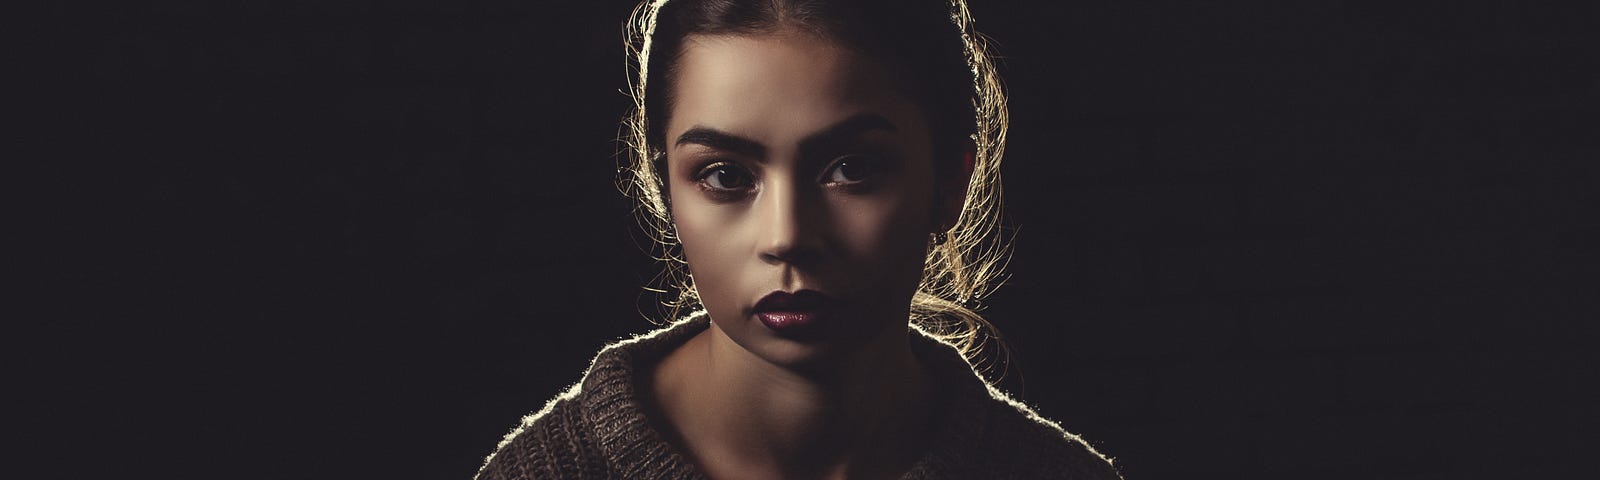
xmin=617 ymin=0 xmax=1013 ymax=376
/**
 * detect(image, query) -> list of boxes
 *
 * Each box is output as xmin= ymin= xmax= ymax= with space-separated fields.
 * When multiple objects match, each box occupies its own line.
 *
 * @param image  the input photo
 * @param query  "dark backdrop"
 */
xmin=29 ymin=0 xmax=1597 ymax=478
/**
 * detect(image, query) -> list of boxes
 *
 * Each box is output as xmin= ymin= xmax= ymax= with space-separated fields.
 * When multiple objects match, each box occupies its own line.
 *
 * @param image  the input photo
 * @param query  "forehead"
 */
xmin=667 ymin=31 xmax=914 ymax=145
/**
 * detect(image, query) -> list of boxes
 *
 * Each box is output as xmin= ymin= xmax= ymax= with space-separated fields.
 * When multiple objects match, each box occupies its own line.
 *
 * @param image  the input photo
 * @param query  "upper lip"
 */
xmin=753 ymin=289 xmax=833 ymax=312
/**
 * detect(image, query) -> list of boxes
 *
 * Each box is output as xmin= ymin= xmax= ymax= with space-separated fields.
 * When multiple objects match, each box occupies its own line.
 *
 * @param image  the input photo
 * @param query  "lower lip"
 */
xmin=756 ymin=311 xmax=826 ymax=334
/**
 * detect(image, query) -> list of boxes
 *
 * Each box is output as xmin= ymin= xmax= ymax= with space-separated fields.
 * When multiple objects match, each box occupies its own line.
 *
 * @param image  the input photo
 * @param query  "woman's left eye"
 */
xmin=823 ymin=154 xmax=884 ymax=185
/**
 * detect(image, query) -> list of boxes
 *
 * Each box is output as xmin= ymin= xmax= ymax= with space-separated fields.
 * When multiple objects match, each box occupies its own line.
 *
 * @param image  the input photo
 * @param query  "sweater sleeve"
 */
xmin=476 ymin=399 xmax=610 ymax=480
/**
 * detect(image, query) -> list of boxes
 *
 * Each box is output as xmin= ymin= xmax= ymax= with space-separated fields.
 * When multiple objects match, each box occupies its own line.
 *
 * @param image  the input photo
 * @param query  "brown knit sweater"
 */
xmin=476 ymin=312 xmax=1121 ymax=479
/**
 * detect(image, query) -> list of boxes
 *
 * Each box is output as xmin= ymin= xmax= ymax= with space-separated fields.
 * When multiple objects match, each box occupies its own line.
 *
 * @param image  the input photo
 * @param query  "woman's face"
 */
xmin=665 ymin=30 xmax=942 ymax=367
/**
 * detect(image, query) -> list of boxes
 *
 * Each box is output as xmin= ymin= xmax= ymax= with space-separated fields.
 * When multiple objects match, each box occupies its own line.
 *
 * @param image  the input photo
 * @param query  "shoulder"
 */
xmin=475 ymin=385 xmax=610 ymax=480
xmin=475 ymin=315 xmax=712 ymax=480
xmin=977 ymin=389 xmax=1124 ymax=480
xmin=907 ymin=327 xmax=1123 ymax=479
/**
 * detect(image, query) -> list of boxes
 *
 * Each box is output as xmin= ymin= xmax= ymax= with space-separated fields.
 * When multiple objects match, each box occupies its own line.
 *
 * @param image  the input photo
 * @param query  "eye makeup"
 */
xmin=681 ymin=149 xmax=900 ymax=203
xmin=818 ymin=151 xmax=896 ymax=192
xmin=691 ymin=160 xmax=758 ymax=202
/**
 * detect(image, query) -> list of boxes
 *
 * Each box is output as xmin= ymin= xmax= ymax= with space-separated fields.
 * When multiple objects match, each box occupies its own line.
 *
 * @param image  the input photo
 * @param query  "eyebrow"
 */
xmin=674 ymin=128 xmax=766 ymax=158
xmin=673 ymin=113 xmax=899 ymax=161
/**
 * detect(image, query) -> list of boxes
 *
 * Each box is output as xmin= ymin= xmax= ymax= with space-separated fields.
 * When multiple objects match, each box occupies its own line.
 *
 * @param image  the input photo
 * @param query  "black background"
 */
xmin=27 ymin=0 xmax=1597 ymax=478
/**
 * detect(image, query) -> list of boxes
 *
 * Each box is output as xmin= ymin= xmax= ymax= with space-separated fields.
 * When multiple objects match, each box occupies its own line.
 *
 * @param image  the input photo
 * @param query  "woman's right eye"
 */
xmin=696 ymin=164 xmax=754 ymax=192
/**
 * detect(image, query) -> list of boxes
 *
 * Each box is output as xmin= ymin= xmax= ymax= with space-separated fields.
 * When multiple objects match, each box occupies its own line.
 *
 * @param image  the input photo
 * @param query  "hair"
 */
xmin=618 ymin=0 xmax=1012 ymax=372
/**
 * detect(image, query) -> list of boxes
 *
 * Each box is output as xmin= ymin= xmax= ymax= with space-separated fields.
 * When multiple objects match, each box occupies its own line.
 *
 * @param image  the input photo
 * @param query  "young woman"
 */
xmin=476 ymin=1 xmax=1119 ymax=478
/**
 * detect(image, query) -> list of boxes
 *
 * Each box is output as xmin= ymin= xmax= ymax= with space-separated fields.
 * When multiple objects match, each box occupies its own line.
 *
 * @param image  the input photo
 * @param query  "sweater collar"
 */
xmin=575 ymin=312 xmax=997 ymax=479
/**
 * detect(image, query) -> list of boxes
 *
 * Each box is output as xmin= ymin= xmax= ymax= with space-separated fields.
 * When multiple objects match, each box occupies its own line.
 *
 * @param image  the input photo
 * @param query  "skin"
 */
xmin=646 ymin=29 xmax=967 ymax=480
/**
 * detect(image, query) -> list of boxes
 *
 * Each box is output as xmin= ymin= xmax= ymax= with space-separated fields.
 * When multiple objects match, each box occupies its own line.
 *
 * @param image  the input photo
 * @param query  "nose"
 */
xmin=757 ymin=176 xmax=822 ymax=266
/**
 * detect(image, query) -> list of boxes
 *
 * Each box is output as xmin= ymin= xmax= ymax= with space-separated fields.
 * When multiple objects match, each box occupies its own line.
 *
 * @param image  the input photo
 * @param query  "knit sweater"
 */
xmin=476 ymin=312 xmax=1121 ymax=479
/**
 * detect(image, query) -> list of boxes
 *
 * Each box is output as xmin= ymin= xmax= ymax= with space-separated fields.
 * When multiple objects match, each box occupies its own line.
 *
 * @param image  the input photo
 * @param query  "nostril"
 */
xmin=760 ymin=246 xmax=821 ymax=266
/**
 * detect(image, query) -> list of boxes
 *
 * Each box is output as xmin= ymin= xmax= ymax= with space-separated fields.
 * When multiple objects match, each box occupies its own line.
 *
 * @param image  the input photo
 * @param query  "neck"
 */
xmin=651 ymin=320 xmax=934 ymax=480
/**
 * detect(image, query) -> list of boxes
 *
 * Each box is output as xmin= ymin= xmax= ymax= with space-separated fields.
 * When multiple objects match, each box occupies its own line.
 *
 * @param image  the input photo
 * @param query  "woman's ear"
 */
xmin=935 ymin=141 xmax=977 ymax=233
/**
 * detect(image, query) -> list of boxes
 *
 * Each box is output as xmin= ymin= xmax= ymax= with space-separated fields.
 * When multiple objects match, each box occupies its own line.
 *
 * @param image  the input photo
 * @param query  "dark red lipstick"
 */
xmin=753 ymin=289 xmax=834 ymax=335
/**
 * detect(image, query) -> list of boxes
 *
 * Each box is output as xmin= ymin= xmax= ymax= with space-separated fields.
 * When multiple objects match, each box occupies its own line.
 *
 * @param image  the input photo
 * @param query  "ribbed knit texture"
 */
xmin=476 ymin=312 xmax=1122 ymax=479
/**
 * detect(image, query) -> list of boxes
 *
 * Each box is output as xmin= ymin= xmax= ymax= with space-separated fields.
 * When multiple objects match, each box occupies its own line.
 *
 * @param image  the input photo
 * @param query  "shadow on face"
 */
xmin=664 ymin=29 xmax=943 ymax=368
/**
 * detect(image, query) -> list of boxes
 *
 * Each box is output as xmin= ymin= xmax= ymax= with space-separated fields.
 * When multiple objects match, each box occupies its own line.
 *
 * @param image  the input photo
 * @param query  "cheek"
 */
xmin=669 ymin=190 xmax=746 ymax=305
xmin=832 ymin=180 xmax=937 ymax=276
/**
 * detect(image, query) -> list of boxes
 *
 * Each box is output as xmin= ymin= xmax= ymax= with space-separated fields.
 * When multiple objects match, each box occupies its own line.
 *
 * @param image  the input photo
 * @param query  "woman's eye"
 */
xmin=824 ymin=155 xmax=883 ymax=184
xmin=698 ymin=164 xmax=753 ymax=191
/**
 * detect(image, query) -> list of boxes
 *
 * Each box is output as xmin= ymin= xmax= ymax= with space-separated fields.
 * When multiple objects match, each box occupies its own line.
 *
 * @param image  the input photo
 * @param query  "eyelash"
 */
xmin=692 ymin=161 xmax=754 ymax=201
xmin=820 ymin=154 xmax=887 ymax=187
xmin=690 ymin=155 xmax=889 ymax=201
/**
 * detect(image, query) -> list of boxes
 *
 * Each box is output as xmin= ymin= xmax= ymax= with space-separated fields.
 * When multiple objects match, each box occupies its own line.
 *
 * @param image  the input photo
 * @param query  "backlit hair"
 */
xmin=618 ymin=0 xmax=1012 ymax=371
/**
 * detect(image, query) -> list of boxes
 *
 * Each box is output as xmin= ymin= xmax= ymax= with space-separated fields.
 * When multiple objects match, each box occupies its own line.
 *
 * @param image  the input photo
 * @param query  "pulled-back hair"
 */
xmin=618 ymin=0 xmax=1012 ymax=369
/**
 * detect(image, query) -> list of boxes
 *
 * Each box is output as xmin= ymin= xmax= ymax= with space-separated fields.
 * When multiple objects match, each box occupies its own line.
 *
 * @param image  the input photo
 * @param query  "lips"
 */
xmin=753 ymin=290 xmax=834 ymax=336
